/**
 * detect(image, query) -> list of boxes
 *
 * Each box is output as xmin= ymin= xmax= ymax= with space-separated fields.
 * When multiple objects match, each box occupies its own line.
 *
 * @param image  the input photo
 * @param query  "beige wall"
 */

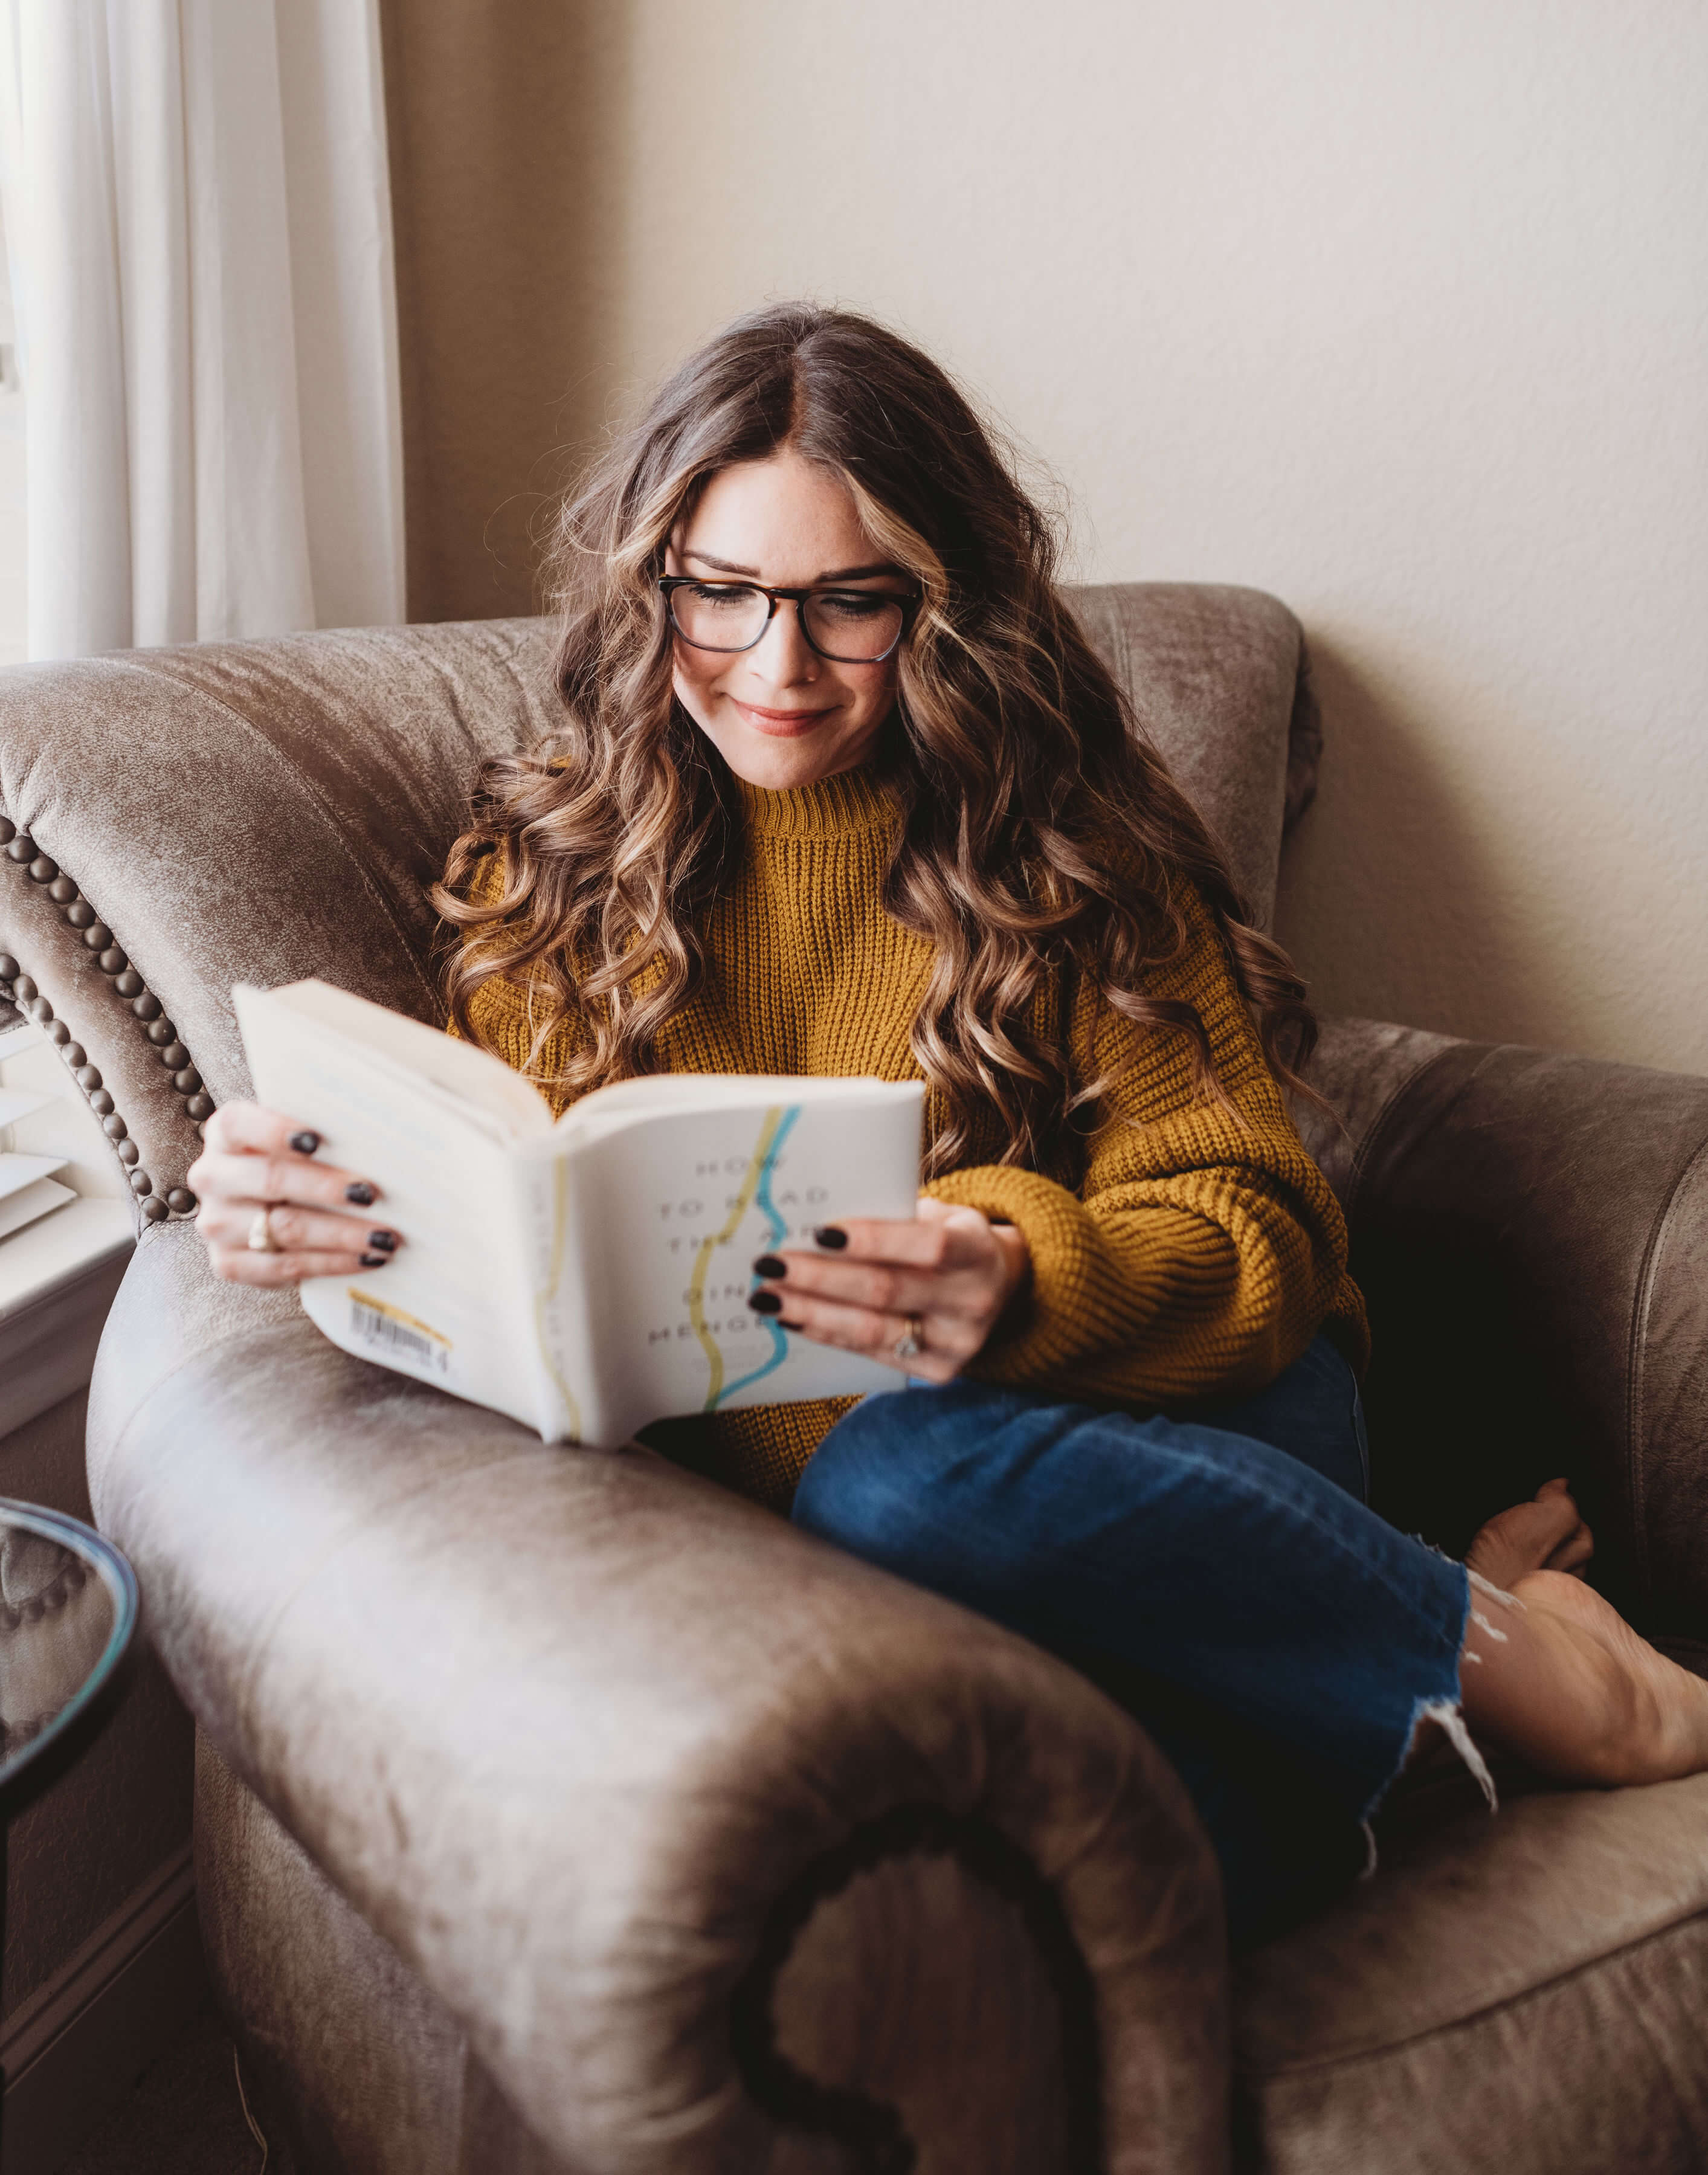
xmin=384 ymin=1 xmax=1707 ymax=1078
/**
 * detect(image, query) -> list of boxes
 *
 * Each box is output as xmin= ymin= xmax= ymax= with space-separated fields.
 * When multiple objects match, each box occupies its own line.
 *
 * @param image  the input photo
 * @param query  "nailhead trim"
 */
xmin=0 ymin=812 xmax=212 ymax=1221
xmin=0 ymin=1552 xmax=88 ymax=1633
xmin=0 ymin=1553 xmax=98 ymax=1752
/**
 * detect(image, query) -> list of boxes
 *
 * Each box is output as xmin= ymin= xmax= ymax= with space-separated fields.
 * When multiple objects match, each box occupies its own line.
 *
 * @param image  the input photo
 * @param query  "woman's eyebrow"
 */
xmin=682 ymin=549 xmax=903 ymax=583
xmin=682 ymin=549 xmax=761 ymax=576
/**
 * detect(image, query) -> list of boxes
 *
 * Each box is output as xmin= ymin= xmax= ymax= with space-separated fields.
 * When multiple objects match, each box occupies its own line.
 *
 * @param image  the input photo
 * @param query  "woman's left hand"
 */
xmin=751 ymin=1198 xmax=1031 ymax=1385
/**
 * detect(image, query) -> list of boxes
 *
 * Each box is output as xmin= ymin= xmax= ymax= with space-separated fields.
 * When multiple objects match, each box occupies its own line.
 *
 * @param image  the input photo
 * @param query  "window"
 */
xmin=0 ymin=193 xmax=22 ymax=664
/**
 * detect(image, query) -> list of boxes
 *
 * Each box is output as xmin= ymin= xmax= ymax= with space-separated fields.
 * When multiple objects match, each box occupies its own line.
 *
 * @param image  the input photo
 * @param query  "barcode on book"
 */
xmin=349 ymin=1296 xmax=449 ymax=1374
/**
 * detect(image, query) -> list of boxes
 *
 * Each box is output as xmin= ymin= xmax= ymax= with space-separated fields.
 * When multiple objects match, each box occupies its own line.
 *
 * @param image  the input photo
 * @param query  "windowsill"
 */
xmin=0 ymin=1199 xmax=134 ymax=1439
xmin=0 ymin=1014 xmax=137 ymax=1438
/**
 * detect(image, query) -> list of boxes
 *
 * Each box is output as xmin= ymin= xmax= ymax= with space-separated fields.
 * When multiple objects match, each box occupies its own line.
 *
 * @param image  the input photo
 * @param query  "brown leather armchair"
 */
xmin=2 ymin=588 xmax=1704 ymax=2174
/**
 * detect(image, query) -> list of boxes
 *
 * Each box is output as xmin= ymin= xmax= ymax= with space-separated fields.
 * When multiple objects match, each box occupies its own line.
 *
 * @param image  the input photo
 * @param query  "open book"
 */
xmin=234 ymin=981 xmax=925 ymax=1446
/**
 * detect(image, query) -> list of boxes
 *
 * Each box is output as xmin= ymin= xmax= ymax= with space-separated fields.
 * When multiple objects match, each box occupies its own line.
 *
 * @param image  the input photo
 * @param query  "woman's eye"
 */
xmin=690 ymin=583 xmax=759 ymax=610
xmin=817 ymin=593 xmax=889 ymax=620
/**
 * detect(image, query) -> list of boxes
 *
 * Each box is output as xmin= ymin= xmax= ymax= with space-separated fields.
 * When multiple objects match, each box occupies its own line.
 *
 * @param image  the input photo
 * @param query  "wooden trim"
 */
xmin=0 ymin=1846 xmax=206 ymax=2175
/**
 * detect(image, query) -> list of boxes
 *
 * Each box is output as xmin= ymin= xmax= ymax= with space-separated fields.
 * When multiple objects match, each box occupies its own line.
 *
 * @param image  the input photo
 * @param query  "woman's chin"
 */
xmin=718 ymin=729 xmax=871 ymax=793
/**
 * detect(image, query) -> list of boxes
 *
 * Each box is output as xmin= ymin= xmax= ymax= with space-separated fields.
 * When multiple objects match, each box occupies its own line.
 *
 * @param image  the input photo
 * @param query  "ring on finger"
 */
xmin=247 ymin=1205 xmax=283 ymax=1254
xmin=892 ymin=1313 xmax=924 ymax=1361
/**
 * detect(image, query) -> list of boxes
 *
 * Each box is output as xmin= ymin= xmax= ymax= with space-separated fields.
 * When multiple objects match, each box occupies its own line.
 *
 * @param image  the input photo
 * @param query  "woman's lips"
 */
xmin=732 ymin=700 xmax=837 ymax=738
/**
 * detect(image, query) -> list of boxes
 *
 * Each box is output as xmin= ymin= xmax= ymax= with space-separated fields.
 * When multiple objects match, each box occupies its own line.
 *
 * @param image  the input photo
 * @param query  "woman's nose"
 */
xmin=750 ymin=599 xmax=818 ymax=681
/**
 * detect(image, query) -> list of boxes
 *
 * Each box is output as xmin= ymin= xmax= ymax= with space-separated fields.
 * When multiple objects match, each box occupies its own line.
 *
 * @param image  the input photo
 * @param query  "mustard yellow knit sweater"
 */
xmin=458 ymin=766 xmax=1368 ymax=1509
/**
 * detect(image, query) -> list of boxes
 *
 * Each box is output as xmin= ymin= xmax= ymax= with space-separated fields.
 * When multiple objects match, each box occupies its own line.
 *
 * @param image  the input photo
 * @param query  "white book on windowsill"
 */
xmin=0 ymin=1086 xmax=54 ymax=1130
xmin=0 ymin=1150 xmax=69 ymax=1205
xmin=0 ymin=1147 xmax=77 ymax=1251
xmin=234 ymin=979 xmax=924 ymax=1448
xmin=0 ymin=1175 xmax=76 ymax=1243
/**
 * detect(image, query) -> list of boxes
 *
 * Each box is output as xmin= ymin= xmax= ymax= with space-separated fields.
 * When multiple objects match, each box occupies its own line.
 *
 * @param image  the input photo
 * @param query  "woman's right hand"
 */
xmin=189 ymin=1102 xmax=402 ymax=1287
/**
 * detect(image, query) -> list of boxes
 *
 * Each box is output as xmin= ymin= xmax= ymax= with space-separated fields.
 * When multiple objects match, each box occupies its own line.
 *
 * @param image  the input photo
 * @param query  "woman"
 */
xmin=189 ymin=303 xmax=1708 ymax=1948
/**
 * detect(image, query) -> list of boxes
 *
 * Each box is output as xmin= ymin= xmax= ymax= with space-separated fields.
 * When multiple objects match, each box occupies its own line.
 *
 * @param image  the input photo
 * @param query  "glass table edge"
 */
xmin=0 ymin=1496 xmax=139 ymax=1790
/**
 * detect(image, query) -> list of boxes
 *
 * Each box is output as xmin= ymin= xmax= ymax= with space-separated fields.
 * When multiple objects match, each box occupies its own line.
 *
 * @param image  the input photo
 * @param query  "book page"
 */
xmin=236 ymin=982 xmax=555 ymax=1431
xmin=240 ymin=980 xmax=555 ymax=1142
xmin=556 ymin=1081 xmax=924 ymax=1445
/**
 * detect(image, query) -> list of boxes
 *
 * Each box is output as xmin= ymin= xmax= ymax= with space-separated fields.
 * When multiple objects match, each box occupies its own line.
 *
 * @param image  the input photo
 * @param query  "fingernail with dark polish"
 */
xmin=367 ymin=1230 xmax=398 ymax=1253
xmin=813 ymin=1225 xmax=848 ymax=1250
xmin=359 ymin=1252 xmax=388 ymax=1269
xmin=752 ymin=1254 xmax=785 ymax=1279
xmin=289 ymin=1130 xmax=321 ymax=1155
xmin=750 ymin=1289 xmax=784 ymax=1315
xmin=345 ymin=1182 xmax=377 ymax=1207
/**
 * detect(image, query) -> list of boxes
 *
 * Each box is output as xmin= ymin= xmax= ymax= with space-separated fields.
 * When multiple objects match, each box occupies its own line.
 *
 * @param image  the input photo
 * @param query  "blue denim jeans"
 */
xmin=791 ymin=1335 xmax=1471 ymax=1950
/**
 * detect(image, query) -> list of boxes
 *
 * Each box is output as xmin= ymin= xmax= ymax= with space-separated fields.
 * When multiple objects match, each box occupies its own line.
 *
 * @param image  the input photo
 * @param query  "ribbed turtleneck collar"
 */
xmin=735 ymin=763 xmax=898 ymax=842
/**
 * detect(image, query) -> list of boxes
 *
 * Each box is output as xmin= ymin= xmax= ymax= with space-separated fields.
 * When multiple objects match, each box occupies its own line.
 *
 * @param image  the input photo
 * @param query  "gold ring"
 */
xmin=892 ymin=1314 xmax=924 ymax=1361
xmin=247 ymin=1205 xmax=282 ymax=1254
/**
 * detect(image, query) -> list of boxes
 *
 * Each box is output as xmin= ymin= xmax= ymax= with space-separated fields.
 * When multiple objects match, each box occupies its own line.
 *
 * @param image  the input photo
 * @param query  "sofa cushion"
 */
xmin=1236 ymin=1761 xmax=1708 ymax=2173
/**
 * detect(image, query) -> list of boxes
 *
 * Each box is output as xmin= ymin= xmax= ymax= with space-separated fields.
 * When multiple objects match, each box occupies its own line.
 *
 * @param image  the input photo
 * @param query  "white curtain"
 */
xmin=0 ymin=0 xmax=405 ymax=660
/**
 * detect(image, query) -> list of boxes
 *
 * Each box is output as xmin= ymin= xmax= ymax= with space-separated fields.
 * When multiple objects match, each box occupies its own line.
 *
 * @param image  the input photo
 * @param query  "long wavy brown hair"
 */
xmin=436 ymin=301 xmax=1320 ymax=1179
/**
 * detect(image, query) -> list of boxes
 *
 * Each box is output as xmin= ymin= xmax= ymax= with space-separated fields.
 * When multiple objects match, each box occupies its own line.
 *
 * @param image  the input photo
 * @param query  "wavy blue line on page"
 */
xmin=712 ymin=1103 xmax=802 ymax=1408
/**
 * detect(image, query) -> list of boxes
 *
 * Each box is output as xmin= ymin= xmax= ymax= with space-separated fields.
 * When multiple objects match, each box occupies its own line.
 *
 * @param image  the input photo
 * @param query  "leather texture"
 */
xmin=98 ymin=1224 xmax=1223 ymax=2175
xmin=1236 ymin=1754 xmax=1708 ymax=2173
xmin=767 ymin=1839 xmax=1088 ymax=2173
xmin=1068 ymin=583 xmax=1309 ymax=930
xmin=196 ymin=1733 xmax=477 ymax=2175
xmin=1300 ymin=1019 xmax=1708 ymax=1631
xmin=0 ymin=582 xmax=1693 ymax=2172
xmin=0 ymin=620 xmax=560 ymax=1225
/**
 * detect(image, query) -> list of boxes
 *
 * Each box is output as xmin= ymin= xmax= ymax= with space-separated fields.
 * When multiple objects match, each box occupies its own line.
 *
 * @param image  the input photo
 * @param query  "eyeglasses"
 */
xmin=659 ymin=577 xmax=917 ymax=665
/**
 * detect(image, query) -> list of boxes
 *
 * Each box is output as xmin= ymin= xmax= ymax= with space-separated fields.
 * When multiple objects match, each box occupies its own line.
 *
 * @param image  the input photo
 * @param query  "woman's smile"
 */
xmin=730 ymin=697 xmax=840 ymax=736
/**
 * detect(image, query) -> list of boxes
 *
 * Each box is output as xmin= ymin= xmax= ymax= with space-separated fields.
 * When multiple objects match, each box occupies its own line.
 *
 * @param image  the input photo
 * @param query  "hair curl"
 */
xmin=435 ymin=301 xmax=1321 ymax=1180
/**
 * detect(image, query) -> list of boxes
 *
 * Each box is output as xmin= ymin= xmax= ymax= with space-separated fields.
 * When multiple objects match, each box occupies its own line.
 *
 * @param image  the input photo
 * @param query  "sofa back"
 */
xmin=0 ymin=584 xmax=1312 ymax=1234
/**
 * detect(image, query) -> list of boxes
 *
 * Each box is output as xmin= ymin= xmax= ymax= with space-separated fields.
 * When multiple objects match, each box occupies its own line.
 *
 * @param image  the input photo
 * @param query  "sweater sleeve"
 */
xmin=924 ymin=889 xmax=1368 ymax=1403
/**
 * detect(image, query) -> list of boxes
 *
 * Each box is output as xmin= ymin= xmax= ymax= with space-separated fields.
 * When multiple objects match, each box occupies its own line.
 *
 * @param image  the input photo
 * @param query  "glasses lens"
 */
xmin=802 ymin=592 xmax=906 ymax=662
xmin=669 ymin=582 xmax=769 ymax=651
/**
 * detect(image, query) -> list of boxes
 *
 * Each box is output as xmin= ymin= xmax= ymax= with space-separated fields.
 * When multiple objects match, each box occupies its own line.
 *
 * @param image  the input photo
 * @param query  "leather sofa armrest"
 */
xmin=88 ymin=1229 xmax=1228 ymax=2175
xmin=0 ymin=624 xmax=562 ymax=1239
xmin=1297 ymin=1017 xmax=1708 ymax=1638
